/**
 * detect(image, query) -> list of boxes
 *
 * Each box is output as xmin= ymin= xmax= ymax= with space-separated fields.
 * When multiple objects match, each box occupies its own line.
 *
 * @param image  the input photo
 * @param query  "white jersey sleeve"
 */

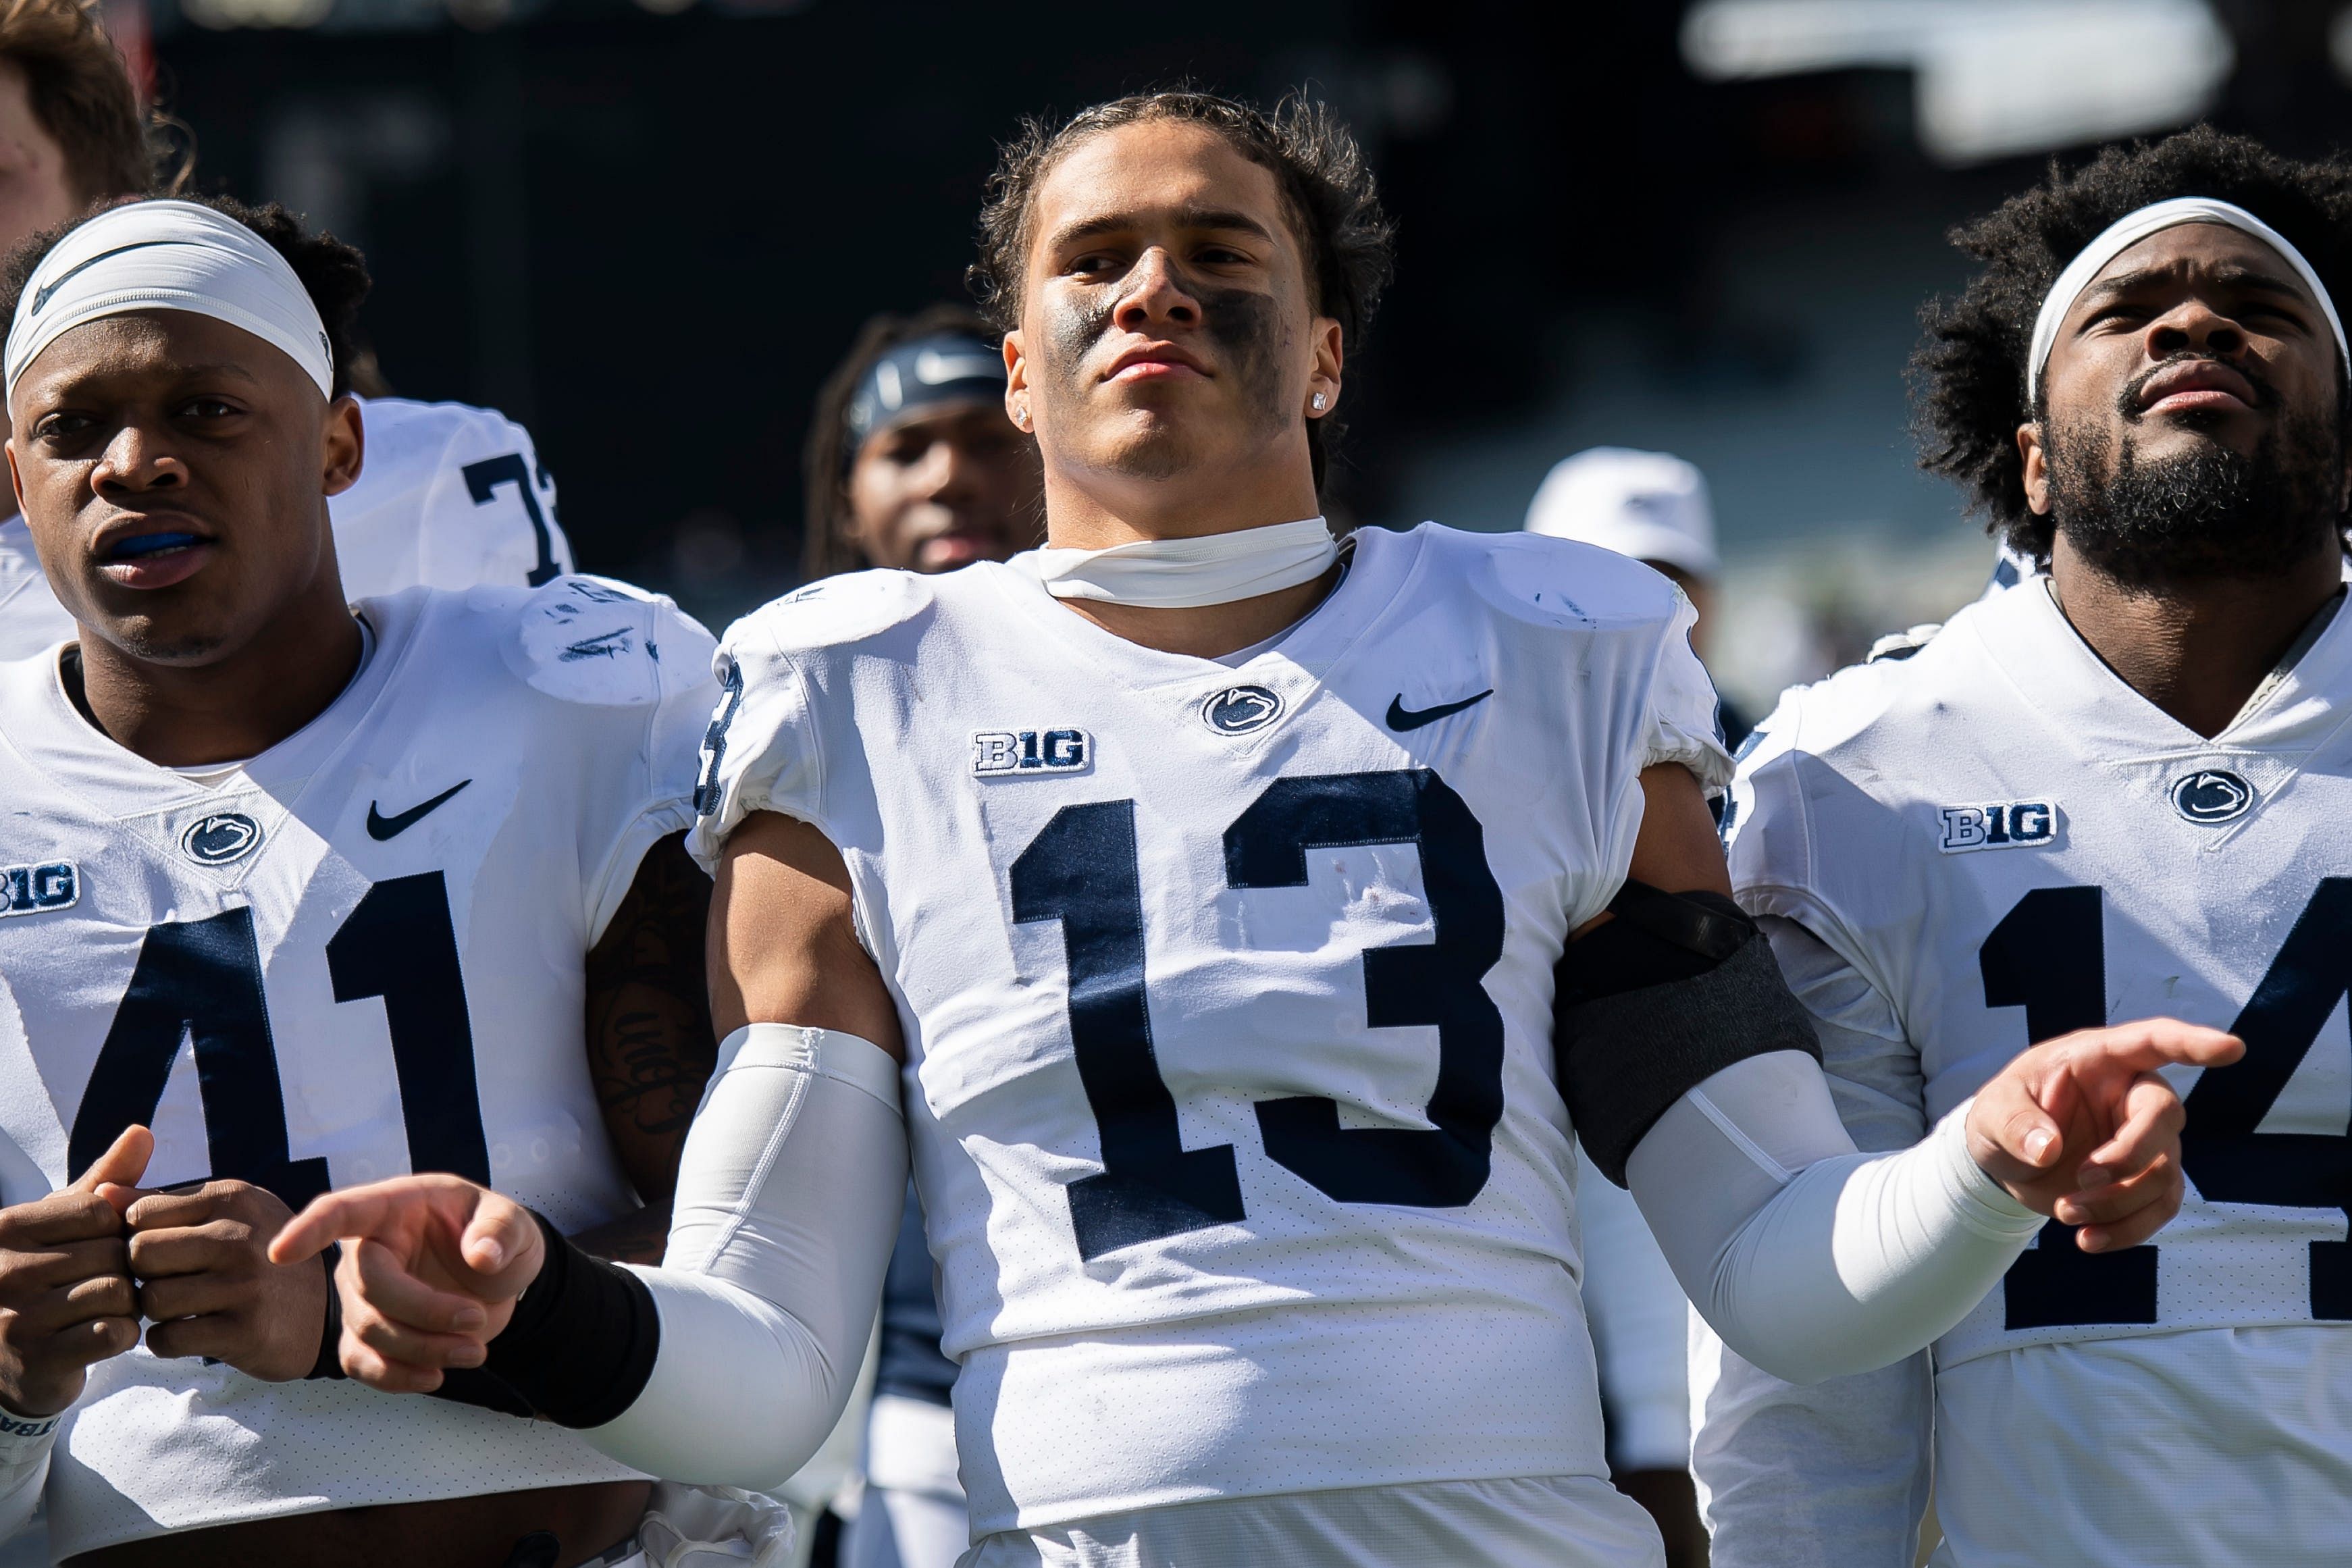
xmin=495 ymin=575 xmax=721 ymax=937
xmin=685 ymin=570 xmax=934 ymax=868
xmin=331 ymin=398 xmax=573 ymax=598
xmin=1688 ymin=913 xmax=1935 ymax=1567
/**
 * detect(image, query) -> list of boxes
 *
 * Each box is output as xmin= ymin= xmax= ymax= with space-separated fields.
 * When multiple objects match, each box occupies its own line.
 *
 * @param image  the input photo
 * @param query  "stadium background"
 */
xmin=0 ymin=7 xmax=2336 ymax=1567
xmin=107 ymin=0 xmax=2350 ymax=712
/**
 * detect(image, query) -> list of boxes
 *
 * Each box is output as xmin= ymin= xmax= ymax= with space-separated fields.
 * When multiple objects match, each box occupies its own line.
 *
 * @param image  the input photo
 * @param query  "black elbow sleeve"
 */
xmin=427 ymin=1211 xmax=662 ymax=1429
xmin=1555 ymin=881 xmax=1821 ymax=1187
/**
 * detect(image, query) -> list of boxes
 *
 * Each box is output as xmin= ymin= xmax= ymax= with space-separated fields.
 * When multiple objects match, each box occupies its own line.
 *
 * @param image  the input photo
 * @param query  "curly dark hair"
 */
xmin=0 ymin=192 xmax=371 ymax=398
xmin=1914 ymin=125 xmax=2352 ymax=563
xmin=968 ymin=88 xmax=1395 ymax=492
xmin=801 ymin=302 xmax=1019 ymax=580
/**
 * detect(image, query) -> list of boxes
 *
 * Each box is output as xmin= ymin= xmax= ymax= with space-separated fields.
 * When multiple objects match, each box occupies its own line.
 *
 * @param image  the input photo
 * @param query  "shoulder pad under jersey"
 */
xmin=729 ymin=568 xmax=935 ymax=656
xmin=492 ymin=573 xmax=715 ymax=707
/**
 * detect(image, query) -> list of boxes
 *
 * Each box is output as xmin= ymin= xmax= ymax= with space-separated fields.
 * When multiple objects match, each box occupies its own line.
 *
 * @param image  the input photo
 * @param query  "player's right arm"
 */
xmin=0 ymin=1126 xmax=152 ymax=1535
xmin=270 ymin=809 xmax=910 ymax=1489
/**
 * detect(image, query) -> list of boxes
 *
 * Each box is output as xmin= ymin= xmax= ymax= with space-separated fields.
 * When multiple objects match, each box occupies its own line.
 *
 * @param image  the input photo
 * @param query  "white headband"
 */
xmin=5 ymin=199 xmax=334 ymax=404
xmin=2028 ymin=196 xmax=2348 ymax=404
xmin=1017 ymin=517 xmax=1338 ymax=609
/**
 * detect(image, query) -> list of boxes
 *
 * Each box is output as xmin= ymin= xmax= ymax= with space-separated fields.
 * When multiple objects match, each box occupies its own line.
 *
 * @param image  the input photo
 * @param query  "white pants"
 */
xmin=960 ymin=1475 xmax=1664 ymax=1568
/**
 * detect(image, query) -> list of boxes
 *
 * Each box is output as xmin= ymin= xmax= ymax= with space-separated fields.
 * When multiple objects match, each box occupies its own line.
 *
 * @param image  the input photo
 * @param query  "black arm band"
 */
xmin=426 ymin=1211 xmax=661 ymax=1428
xmin=305 ymin=1245 xmax=345 ymax=1381
xmin=1555 ymin=881 xmax=1822 ymax=1187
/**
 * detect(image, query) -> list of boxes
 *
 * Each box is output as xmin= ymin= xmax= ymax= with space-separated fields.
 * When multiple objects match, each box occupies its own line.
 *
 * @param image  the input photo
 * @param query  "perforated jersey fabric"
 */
xmin=690 ymin=522 xmax=1730 ymax=1537
xmin=1700 ymin=577 xmax=2352 ymax=1565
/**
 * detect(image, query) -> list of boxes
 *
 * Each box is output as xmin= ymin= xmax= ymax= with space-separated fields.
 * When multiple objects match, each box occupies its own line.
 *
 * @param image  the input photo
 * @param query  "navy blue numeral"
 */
xmin=1012 ymin=800 xmax=1245 ymax=1261
xmin=1983 ymin=880 xmax=2352 ymax=1328
xmin=72 ymin=877 xmax=491 ymax=1203
xmin=694 ymin=661 xmax=746 ymax=819
xmin=326 ymin=872 xmax=492 ymax=1186
xmin=463 ymin=452 xmax=560 ymax=587
xmin=1979 ymin=886 xmax=2158 ymax=1328
xmin=70 ymin=908 xmax=330 ymax=1209
xmin=1014 ymin=770 xmax=1509 ymax=1260
xmin=1226 ymin=771 xmax=1506 ymax=1206
xmin=2183 ymin=877 xmax=2352 ymax=1318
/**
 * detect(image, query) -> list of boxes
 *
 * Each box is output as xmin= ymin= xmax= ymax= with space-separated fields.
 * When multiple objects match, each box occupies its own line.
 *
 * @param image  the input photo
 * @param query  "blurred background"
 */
xmin=117 ymin=0 xmax=2352 ymax=712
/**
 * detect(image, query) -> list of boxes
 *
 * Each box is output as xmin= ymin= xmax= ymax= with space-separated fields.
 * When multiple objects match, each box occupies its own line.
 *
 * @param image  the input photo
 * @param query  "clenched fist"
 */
xmin=0 ymin=1127 xmax=149 ymax=1417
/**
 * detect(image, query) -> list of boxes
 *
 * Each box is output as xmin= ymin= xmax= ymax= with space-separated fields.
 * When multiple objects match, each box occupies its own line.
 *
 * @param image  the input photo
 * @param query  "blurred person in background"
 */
xmin=800 ymin=307 xmax=1039 ymax=1568
xmin=0 ymin=0 xmax=570 ymax=667
xmin=800 ymin=305 xmax=1039 ymax=582
xmin=1697 ymin=126 xmax=2352 ymax=1568
xmin=1526 ymin=446 xmax=1751 ymax=751
xmin=1523 ymin=444 xmax=1723 ymax=1568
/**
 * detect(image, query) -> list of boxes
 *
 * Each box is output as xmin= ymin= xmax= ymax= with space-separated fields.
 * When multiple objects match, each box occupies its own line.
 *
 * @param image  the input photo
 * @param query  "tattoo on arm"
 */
xmin=585 ymin=831 xmax=718 ymax=1207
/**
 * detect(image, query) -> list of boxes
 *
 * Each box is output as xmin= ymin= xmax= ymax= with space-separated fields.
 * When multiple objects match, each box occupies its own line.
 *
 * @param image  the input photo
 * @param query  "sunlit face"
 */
xmin=7 ymin=310 xmax=363 ymax=664
xmin=1003 ymin=118 xmax=1340 ymax=500
xmin=2029 ymin=222 xmax=2345 ymax=501
xmin=845 ymin=400 xmax=1038 ymax=572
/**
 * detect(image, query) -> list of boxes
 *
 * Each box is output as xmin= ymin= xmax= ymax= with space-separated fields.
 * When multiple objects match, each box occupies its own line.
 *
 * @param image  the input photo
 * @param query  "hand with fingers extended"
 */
xmin=109 ymin=1178 xmax=327 ymax=1384
xmin=268 ymin=1174 xmax=544 ymax=1394
xmin=1966 ymin=1017 xmax=2245 ymax=1253
xmin=0 ymin=1126 xmax=151 ymax=1417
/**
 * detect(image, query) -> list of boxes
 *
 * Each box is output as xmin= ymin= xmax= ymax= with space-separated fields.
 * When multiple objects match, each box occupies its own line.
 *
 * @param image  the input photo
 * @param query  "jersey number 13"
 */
xmin=1012 ymin=768 xmax=1508 ymax=1262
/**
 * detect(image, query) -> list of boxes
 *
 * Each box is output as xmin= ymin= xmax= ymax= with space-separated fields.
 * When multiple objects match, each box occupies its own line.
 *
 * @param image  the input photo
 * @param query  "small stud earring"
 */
xmin=1311 ymin=392 xmax=1328 ymax=412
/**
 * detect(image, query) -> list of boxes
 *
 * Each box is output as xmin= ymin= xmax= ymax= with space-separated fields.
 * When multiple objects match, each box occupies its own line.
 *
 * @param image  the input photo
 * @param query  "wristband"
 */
xmin=305 ymin=1243 xmax=346 ymax=1381
xmin=0 ymin=1405 xmax=61 ymax=1467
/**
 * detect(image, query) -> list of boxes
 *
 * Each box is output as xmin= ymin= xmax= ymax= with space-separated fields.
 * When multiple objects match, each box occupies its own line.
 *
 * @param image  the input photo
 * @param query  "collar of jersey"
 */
xmin=0 ymin=595 xmax=420 ymax=821
xmin=978 ymin=522 xmax=1429 ymax=700
xmin=1965 ymin=574 xmax=2352 ymax=762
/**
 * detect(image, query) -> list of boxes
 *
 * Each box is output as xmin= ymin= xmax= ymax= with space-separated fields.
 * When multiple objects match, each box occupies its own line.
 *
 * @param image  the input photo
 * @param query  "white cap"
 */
xmin=1523 ymin=446 xmax=1719 ymax=580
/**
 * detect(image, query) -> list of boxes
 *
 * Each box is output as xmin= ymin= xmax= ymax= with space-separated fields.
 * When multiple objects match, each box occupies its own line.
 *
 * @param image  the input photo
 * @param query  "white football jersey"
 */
xmin=690 ymin=522 xmax=1732 ymax=1540
xmin=1717 ymin=577 xmax=2352 ymax=1564
xmin=0 ymin=396 xmax=573 ymax=662
xmin=0 ymin=575 xmax=714 ymax=1559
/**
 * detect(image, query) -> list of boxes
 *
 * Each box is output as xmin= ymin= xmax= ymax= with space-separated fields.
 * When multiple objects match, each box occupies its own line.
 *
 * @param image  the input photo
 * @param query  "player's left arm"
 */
xmin=1569 ymin=764 xmax=2241 ymax=1384
xmin=571 ymin=830 xmax=718 ymax=1265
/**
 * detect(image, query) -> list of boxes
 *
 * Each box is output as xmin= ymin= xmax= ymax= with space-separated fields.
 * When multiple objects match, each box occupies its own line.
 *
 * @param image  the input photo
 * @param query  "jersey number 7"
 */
xmin=67 ymin=872 xmax=490 ymax=1212
xmin=1010 ymin=768 xmax=1507 ymax=1262
xmin=1982 ymin=880 xmax=2352 ymax=1328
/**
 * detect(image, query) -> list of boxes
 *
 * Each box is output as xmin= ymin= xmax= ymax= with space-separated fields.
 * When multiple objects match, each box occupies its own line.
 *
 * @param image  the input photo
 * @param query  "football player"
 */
xmin=0 ymin=194 xmax=721 ymax=1567
xmin=1692 ymin=126 xmax=2352 ymax=1567
xmin=0 ymin=0 xmax=571 ymax=664
xmin=282 ymin=93 xmax=2232 ymax=1568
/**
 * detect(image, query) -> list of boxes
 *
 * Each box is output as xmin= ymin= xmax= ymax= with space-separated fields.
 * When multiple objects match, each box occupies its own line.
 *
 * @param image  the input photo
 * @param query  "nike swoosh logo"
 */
xmin=30 ymin=239 xmax=188 ymax=316
xmin=1386 ymin=689 xmax=1493 ymax=731
xmin=366 ymin=779 xmax=472 ymax=841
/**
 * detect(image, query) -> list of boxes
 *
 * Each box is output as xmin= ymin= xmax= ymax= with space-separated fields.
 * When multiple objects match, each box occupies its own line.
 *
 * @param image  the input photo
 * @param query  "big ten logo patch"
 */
xmin=973 ymin=729 xmax=1092 ymax=777
xmin=0 ymin=862 xmax=78 ymax=917
xmin=1939 ymin=800 xmax=2057 ymax=854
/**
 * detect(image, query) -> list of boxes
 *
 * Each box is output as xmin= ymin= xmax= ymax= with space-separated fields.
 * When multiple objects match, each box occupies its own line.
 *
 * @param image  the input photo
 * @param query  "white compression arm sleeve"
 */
xmin=1627 ymin=1049 xmax=2044 ymax=1386
xmin=583 ymin=1023 xmax=908 ymax=1488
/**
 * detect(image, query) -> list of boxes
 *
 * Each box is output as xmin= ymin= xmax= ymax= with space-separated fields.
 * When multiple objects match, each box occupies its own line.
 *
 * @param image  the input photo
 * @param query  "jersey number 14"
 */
xmin=1012 ymin=768 xmax=1507 ymax=1262
xmin=1983 ymin=880 xmax=2352 ymax=1328
xmin=67 ymin=872 xmax=490 ymax=1211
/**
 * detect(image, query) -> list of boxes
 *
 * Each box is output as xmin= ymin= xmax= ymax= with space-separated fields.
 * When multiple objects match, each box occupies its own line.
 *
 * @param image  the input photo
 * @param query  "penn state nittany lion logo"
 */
xmin=1200 ymin=685 xmax=1283 ymax=736
xmin=180 ymin=812 xmax=264 ymax=866
xmin=2168 ymin=769 xmax=2255 ymax=825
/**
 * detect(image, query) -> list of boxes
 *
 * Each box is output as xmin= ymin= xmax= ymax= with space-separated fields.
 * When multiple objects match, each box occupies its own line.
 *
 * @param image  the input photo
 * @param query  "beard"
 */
xmin=2043 ymin=361 xmax=2347 ymax=587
